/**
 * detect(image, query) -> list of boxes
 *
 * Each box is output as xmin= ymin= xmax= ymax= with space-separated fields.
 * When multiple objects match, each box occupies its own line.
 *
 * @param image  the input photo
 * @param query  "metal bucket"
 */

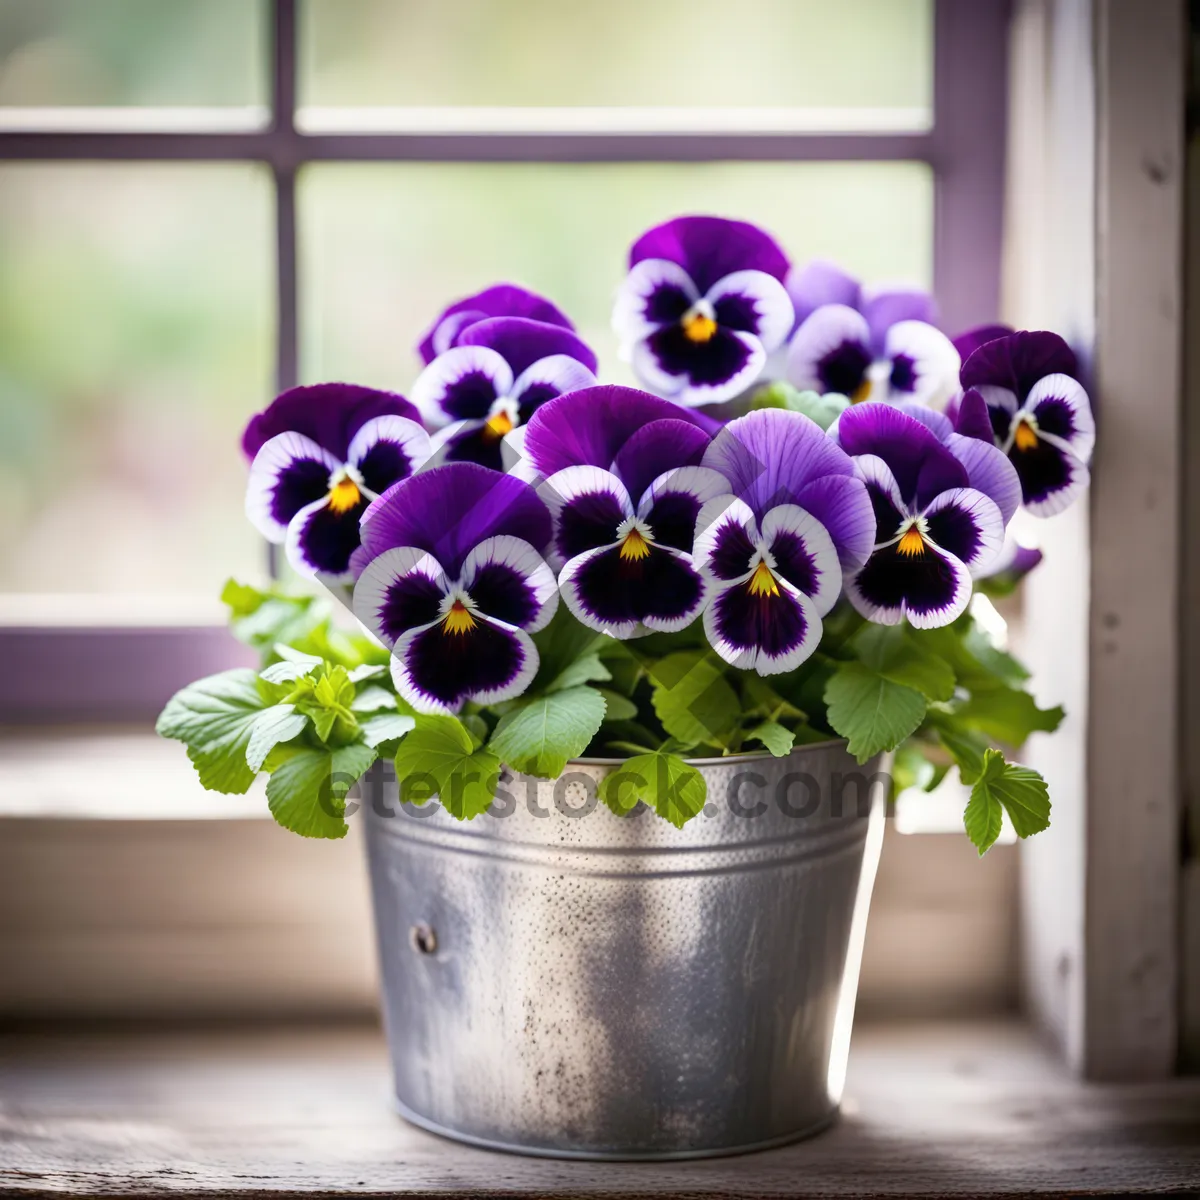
xmin=361 ymin=740 xmax=886 ymax=1160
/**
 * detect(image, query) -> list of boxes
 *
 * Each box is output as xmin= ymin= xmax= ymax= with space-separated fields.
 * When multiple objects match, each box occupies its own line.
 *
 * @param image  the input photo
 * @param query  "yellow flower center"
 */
xmin=850 ymin=377 xmax=873 ymax=404
xmin=441 ymin=599 xmax=476 ymax=635
xmin=327 ymin=475 xmax=362 ymax=514
xmin=682 ymin=312 xmax=718 ymax=343
xmin=484 ymin=410 xmax=515 ymax=440
xmin=1013 ymin=419 xmax=1039 ymax=451
xmin=619 ymin=527 xmax=652 ymax=561
xmin=747 ymin=561 xmax=780 ymax=596
xmin=897 ymin=527 xmax=927 ymax=557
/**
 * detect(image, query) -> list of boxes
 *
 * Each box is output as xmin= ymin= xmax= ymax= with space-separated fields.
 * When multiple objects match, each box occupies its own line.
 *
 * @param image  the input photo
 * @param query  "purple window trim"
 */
xmin=2 ymin=627 xmax=257 ymax=726
xmin=0 ymin=0 xmax=1010 ymax=723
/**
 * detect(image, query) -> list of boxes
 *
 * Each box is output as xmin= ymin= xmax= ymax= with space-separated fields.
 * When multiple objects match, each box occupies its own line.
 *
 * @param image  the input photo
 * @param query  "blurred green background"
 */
xmin=0 ymin=0 xmax=932 ymax=604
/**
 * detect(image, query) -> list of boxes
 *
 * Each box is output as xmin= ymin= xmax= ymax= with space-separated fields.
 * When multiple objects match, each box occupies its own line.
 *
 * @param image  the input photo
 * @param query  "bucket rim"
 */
xmin=569 ymin=736 xmax=848 ymax=769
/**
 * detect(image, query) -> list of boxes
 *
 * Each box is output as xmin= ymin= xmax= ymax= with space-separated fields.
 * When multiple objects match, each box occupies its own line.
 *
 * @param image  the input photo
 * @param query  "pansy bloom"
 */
xmin=786 ymin=301 xmax=960 ymax=408
xmin=243 ymin=383 xmax=431 ymax=582
xmin=787 ymin=258 xmax=937 ymax=333
xmin=951 ymin=322 xmax=1013 ymax=366
xmin=691 ymin=410 xmax=874 ymax=674
xmin=416 ymin=283 xmax=575 ymax=365
xmin=411 ymin=316 xmax=597 ymax=472
xmin=958 ymin=330 xmax=1094 ymax=517
xmin=832 ymin=403 xmax=1012 ymax=628
xmin=613 ymin=215 xmax=794 ymax=407
xmin=526 ymin=386 xmax=725 ymax=638
xmin=352 ymin=463 xmax=556 ymax=714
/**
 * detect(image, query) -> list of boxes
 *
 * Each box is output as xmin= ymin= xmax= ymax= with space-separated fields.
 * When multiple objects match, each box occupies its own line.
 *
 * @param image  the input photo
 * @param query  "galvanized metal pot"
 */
xmin=361 ymin=740 xmax=886 ymax=1160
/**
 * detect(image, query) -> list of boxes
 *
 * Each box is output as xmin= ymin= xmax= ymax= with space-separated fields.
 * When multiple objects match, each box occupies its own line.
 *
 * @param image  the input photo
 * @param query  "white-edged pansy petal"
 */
xmin=692 ymin=495 xmax=759 ymax=581
xmin=392 ymin=614 xmax=539 ymax=715
xmin=704 ymin=572 xmax=823 ymax=676
xmin=785 ymin=303 xmax=873 ymax=399
xmin=879 ymin=319 xmax=961 ymax=407
xmin=612 ymin=257 xmax=700 ymax=346
xmin=510 ymin=354 xmax=597 ymax=420
xmin=537 ymin=465 xmax=634 ymax=571
xmin=636 ymin=465 xmax=733 ymax=554
xmin=458 ymin=534 xmax=559 ymax=633
xmin=705 ymin=269 xmax=795 ymax=352
xmin=346 ymin=414 xmax=433 ymax=496
xmin=759 ymin=504 xmax=843 ymax=616
xmin=245 ymin=430 xmax=342 ymax=543
xmin=410 ymin=344 xmax=512 ymax=428
xmin=1020 ymin=372 xmax=1095 ymax=462
xmin=922 ymin=486 xmax=1005 ymax=577
xmin=352 ymin=546 xmax=448 ymax=649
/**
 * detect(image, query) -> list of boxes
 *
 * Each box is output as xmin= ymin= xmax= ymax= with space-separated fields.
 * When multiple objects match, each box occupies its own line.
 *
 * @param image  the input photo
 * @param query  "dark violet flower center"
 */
xmin=817 ymin=340 xmax=872 ymax=399
xmin=889 ymin=353 xmax=917 ymax=393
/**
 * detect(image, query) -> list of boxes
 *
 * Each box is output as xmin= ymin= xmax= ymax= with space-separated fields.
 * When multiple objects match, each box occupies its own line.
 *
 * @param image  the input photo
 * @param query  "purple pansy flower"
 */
xmin=244 ymin=384 xmax=431 ymax=583
xmin=786 ymin=302 xmax=961 ymax=407
xmin=690 ymin=409 xmax=874 ymax=674
xmin=980 ymin=534 xmax=1043 ymax=589
xmin=832 ymin=404 xmax=1009 ymax=628
xmin=416 ymin=283 xmax=575 ymax=365
xmin=613 ymin=215 xmax=794 ymax=407
xmin=951 ymin=322 xmax=1013 ymax=366
xmin=787 ymin=258 xmax=937 ymax=332
xmin=957 ymin=330 xmax=1094 ymax=517
xmin=526 ymin=386 xmax=725 ymax=638
xmin=870 ymin=399 xmax=1023 ymax=528
xmin=411 ymin=316 xmax=598 ymax=472
xmin=352 ymin=463 xmax=556 ymax=714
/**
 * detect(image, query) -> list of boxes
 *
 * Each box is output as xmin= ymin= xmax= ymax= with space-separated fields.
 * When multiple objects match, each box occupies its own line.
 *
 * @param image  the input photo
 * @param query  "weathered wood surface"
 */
xmin=0 ymin=1020 xmax=1197 ymax=1197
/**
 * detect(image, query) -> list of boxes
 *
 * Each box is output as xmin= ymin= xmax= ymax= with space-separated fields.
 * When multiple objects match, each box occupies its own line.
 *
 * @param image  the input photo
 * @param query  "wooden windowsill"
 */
xmin=1 ymin=1018 xmax=1197 ymax=1197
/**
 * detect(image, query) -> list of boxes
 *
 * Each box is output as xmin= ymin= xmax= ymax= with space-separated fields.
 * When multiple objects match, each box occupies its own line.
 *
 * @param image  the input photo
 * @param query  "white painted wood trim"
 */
xmin=1008 ymin=0 xmax=1184 ymax=1079
xmin=1086 ymin=0 xmax=1184 ymax=1079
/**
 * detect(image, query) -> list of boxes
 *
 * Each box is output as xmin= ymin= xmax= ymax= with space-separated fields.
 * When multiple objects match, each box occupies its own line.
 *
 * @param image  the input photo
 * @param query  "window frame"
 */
xmin=0 ymin=0 xmax=1011 ymax=722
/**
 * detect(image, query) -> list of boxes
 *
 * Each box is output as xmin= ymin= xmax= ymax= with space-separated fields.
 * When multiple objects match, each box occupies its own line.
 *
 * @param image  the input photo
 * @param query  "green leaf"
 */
xmin=963 ymin=772 xmax=1004 ymax=855
xmin=824 ymin=662 xmax=927 ymax=763
xmin=351 ymin=684 xmax=399 ymax=714
xmin=749 ymin=381 xmax=850 ymax=430
xmin=853 ymin=624 xmax=955 ymax=702
xmin=393 ymin=716 xmax=500 ymax=820
xmin=963 ymin=626 xmax=1030 ymax=684
xmin=156 ymin=669 xmax=270 ymax=794
xmin=741 ymin=674 xmax=806 ymax=722
xmin=929 ymin=719 xmax=990 ymax=785
xmin=954 ymin=686 xmax=1064 ymax=746
xmin=347 ymin=663 xmax=387 ymax=684
xmin=546 ymin=653 xmax=612 ymax=693
xmin=892 ymin=741 xmax=936 ymax=795
xmin=595 ymin=688 xmax=638 ymax=721
xmin=650 ymin=652 xmax=741 ymax=749
xmin=599 ymin=751 xmax=706 ymax=828
xmin=964 ymin=749 xmax=1051 ymax=854
xmin=360 ymin=712 xmax=416 ymax=748
xmin=220 ymin=578 xmax=267 ymax=617
xmin=488 ymin=686 xmax=607 ymax=778
xmin=246 ymin=704 xmax=309 ymax=772
xmin=745 ymin=720 xmax=795 ymax=757
xmin=460 ymin=713 xmax=489 ymax=747
xmin=530 ymin=607 xmax=606 ymax=691
xmin=220 ymin=579 xmax=327 ymax=656
xmin=265 ymin=741 xmax=378 ymax=839
xmin=260 ymin=654 xmax=322 ymax=686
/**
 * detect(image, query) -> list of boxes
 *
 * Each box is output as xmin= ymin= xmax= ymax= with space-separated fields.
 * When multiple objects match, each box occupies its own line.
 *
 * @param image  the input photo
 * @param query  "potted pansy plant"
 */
xmin=159 ymin=215 xmax=1088 ymax=1160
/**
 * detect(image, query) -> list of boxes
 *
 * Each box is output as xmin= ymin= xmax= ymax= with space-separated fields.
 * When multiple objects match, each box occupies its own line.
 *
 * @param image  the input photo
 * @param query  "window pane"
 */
xmin=299 ymin=0 xmax=931 ymax=130
xmin=0 ymin=165 xmax=273 ymax=608
xmin=0 ymin=0 xmax=266 ymax=111
xmin=299 ymin=162 xmax=932 ymax=389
